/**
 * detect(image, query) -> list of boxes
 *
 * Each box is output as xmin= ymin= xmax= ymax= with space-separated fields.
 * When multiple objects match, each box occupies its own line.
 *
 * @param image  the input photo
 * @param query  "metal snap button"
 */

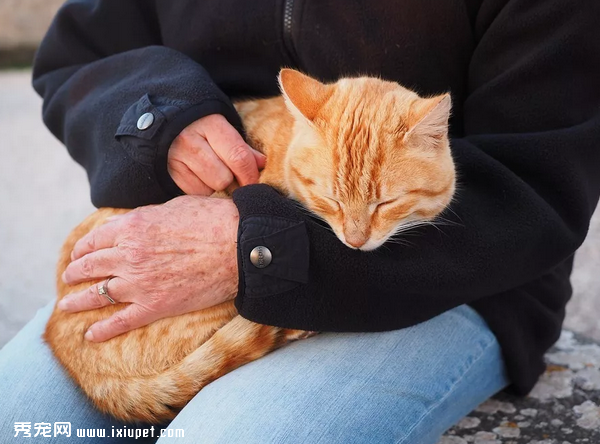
xmin=137 ymin=112 xmax=155 ymax=130
xmin=250 ymin=246 xmax=272 ymax=269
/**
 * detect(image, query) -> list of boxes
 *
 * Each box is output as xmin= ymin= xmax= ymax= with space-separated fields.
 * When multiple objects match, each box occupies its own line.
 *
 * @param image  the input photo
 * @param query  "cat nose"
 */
xmin=343 ymin=215 xmax=370 ymax=249
xmin=347 ymin=238 xmax=367 ymax=248
xmin=344 ymin=231 xmax=368 ymax=248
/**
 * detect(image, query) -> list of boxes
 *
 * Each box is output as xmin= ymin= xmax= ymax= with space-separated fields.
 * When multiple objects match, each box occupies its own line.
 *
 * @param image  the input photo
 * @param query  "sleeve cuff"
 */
xmin=232 ymin=184 xmax=310 ymax=309
xmin=115 ymin=94 xmax=244 ymax=199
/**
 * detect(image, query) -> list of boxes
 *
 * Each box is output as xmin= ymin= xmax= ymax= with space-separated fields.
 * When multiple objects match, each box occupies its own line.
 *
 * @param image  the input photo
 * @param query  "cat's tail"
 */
xmin=88 ymin=316 xmax=310 ymax=423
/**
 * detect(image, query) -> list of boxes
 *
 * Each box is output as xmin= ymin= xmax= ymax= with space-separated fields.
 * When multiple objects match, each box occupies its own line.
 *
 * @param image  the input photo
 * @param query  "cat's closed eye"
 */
xmin=272 ymin=70 xmax=454 ymax=251
xmin=323 ymin=196 xmax=342 ymax=210
xmin=377 ymin=198 xmax=398 ymax=208
xmin=368 ymin=199 xmax=398 ymax=213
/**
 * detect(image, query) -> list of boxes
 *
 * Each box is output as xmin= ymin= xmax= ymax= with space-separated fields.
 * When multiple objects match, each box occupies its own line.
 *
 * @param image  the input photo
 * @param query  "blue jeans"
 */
xmin=0 ymin=302 xmax=508 ymax=444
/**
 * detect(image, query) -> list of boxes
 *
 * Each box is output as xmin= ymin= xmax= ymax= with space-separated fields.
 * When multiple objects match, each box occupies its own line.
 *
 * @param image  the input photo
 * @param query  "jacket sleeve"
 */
xmin=231 ymin=0 xmax=600 ymax=331
xmin=32 ymin=0 xmax=242 ymax=208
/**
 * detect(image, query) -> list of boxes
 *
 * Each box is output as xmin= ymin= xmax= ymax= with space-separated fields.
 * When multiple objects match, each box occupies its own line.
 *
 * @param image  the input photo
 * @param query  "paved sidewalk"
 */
xmin=0 ymin=70 xmax=94 ymax=345
xmin=0 ymin=70 xmax=598 ymax=347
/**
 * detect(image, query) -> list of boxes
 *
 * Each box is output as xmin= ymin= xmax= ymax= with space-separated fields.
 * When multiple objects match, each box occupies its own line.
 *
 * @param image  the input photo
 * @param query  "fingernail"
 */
xmin=84 ymin=330 xmax=94 ymax=341
xmin=70 ymin=250 xmax=76 ymax=261
xmin=61 ymin=271 xmax=67 ymax=283
xmin=106 ymin=215 xmax=124 ymax=222
xmin=57 ymin=298 xmax=69 ymax=311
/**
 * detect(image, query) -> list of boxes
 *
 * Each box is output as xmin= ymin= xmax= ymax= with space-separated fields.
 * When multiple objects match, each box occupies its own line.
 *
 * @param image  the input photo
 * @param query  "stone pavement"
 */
xmin=0 ymin=69 xmax=599 ymax=348
xmin=440 ymin=330 xmax=600 ymax=444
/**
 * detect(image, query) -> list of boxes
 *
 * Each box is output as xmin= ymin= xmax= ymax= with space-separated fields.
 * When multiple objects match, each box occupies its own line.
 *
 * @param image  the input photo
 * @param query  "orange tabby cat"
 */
xmin=46 ymin=69 xmax=456 ymax=423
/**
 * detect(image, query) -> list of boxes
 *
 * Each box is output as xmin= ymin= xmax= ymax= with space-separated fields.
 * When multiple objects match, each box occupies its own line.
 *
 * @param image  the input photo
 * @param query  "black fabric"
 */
xmin=33 ymin=0 xmax=600 ymax=395
xmin=238 ymin=215 xmax=309 ymax=298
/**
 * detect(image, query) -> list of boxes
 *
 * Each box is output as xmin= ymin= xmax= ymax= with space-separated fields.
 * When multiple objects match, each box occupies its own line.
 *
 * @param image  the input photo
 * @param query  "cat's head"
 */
xmin=279 ymin=69 xmax=456 ymax=251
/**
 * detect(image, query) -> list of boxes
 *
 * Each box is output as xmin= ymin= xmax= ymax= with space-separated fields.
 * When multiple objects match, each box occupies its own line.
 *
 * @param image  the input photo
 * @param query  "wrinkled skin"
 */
xmin=59 ymin=195 xmax=240 ymax=342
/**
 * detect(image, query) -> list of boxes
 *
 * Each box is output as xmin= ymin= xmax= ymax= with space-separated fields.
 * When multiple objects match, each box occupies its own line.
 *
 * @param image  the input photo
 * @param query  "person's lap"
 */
xmin=0 ymin=303 xmax=159 ymax=443
xmin=0 ymin=302 xmax=509 ymax=444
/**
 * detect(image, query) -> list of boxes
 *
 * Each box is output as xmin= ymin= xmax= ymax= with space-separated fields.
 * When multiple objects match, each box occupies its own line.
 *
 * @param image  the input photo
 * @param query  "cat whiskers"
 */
xmin=383 ymin=238 xmax=416 ymax=248
xmin=440 ymin=206 xmax=464 ymax=227
xmin=388 ymin=213 xmax=464 ymax=245
xmin=427 ymin=215 xmax=464 ymax=238
xmin=391 ymin=218 xmax=443 ymax=239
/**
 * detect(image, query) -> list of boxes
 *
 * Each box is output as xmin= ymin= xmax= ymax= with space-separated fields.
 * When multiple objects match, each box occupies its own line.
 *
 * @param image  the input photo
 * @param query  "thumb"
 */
xmin=251 ymin=149 xmax=267 ymax=170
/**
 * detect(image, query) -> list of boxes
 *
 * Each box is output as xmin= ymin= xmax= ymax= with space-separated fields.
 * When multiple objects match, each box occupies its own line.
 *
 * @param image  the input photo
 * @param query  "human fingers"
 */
xmin=168 ymin=157 xmax=214 ymax=195
xmin=202 ymin=116 xmax=262 ymax=186
xmin=63 ymin=247 xmax=121 ymax=285
xmin=70 ymin=218 xmax=123 ymax=261
xmin=169 ymin=132 xmax=235 ymax=191
xmin=252 ymin=148 xmax=267 ymax=170
xmin=85 ymin=303 xmax=159 ymax=342
xmin=58 ymin=277 xmax=127 ymax=312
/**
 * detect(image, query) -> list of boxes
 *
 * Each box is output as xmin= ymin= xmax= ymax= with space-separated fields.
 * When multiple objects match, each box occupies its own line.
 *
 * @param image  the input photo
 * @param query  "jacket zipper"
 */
xmin=282 ymin=0 xmax=300 ymax=67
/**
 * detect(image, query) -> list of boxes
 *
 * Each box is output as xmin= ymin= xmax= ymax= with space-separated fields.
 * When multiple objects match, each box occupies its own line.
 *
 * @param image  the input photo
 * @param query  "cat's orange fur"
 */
xmin=45 ymin=69 xmax=456 ymax=423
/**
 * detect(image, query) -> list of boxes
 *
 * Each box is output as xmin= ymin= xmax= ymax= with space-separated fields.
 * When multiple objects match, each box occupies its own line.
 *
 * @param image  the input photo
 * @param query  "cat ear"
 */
xmin=279 ymin=69 xmax=334 ymax=122
xmin=404 ymin=94 xmax=451 ymax=147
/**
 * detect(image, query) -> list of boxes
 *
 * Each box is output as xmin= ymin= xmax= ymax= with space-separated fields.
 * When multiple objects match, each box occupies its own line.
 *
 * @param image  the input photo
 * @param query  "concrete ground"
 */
xmin=0 ymin=69 xmax=598 ymax=347
xmin=0 ymin=70 xmax=95 ymax=346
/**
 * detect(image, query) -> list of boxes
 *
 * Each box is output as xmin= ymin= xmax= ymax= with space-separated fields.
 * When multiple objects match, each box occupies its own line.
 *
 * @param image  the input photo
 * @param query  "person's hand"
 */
xmin=168 ymin=114 xmax=266 ymax=195
xmin=58 ymin=195 xmax=240 ymax=342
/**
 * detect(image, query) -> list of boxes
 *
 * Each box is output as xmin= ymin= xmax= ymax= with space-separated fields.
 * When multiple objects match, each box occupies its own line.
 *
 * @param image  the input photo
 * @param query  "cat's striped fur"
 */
xmin=45 ymin=69 xmax=455 ymax=422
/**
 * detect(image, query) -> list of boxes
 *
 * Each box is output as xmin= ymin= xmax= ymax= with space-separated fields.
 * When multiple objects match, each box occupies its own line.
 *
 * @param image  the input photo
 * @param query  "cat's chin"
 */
xmin=359 ymin=238 xmax=388 ymax=251
xmin=338 ymin=237 xmax=387 ymax=252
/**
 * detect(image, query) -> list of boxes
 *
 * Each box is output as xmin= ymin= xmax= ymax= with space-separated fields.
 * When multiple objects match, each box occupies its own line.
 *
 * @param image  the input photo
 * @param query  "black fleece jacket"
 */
xmin=32 ymin=0 xmax=600 ymax=395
